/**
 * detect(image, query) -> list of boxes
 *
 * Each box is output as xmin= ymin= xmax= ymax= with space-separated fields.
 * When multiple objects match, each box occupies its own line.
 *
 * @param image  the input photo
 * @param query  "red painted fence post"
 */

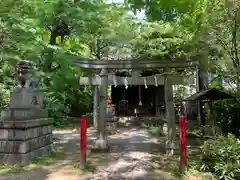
xmin=80 ymin=116 xmax=87 ymax=169
xmin=180 ymin=115 xmax=187 ymax=171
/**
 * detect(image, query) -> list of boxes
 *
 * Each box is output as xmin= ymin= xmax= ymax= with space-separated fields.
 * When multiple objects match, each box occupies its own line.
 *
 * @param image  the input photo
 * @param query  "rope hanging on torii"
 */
xmin=117 ymin=75 xmax=160 ymax=89
xmin=75 ymin=58 xmax=198 ymax=86
xmin=79 ymin=69 xmax=194 ymax=86
xmin=119 ymin=75 xmax=160 ymax=106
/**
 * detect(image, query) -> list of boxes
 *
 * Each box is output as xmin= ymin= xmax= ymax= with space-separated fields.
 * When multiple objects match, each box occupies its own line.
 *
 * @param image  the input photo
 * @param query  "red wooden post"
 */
xmin=80 ymin=116 xmax=87 ymax=169
xmin=180 ymin=115 xmax=187 ymax=170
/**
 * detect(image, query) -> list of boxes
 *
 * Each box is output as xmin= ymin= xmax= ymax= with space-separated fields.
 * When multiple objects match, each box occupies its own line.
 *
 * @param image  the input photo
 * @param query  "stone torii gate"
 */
xmin=74 ymin=58 xmax=197 ymax=153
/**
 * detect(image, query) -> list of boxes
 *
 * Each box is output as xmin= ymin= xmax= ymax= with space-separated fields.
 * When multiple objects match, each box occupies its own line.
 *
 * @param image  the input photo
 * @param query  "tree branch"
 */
xmin=46 ymin=25 xmax=52 ymax=32
xmin=232 ymin=18 xmax=240 ymax=67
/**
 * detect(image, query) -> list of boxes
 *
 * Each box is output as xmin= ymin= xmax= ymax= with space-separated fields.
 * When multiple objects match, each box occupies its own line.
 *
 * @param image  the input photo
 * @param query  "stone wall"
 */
xmin=0 ymin=118 xmax=53 ymax=166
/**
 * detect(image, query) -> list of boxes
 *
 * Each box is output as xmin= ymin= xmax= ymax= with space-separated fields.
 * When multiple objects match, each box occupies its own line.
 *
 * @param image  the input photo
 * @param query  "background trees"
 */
xmin=124 ymin=1 xmax=240 ymax=178
xmin=1 ymin=0 xmax=240 ymax=129
xmin=1 ymin=0 xmax=240 ymax=178
xmin=0 ymin=0 xmax=138 ymax=126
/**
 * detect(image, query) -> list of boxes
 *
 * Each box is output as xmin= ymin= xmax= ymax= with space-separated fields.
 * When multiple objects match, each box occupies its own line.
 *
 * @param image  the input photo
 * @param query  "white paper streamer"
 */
xmin=154 ymin=75 xmax=158 ymax=87
xmin=144 ymin=77 xmax=148 ymax=89
xmin=124 ymin=77 xmax=128 ymax=89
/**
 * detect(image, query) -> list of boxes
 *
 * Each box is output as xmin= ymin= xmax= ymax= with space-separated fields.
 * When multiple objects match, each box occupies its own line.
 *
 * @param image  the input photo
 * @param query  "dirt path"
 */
xmin=1 ymin=128 xmax=177 ymax=180
xmin=82 ymin=128 xmax=153 ymax=180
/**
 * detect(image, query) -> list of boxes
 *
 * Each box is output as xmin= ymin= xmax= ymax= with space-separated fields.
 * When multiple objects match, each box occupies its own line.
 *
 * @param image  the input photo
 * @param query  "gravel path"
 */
xmin=1 ymin=128 xmax=177 ymax=180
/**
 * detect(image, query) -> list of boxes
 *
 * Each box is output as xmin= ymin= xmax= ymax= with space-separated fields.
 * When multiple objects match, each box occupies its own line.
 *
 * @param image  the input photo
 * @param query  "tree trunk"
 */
xmin=43 ymin=32 xmax=57 ymax=73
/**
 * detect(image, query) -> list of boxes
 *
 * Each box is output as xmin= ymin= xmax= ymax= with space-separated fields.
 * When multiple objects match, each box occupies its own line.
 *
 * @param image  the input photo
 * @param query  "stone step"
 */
xmin=0 ymin=134 xmax=53 ymax=154
xmin=1 ymin=108 xmax=48 ymax=121
xmin=0 ymin=118 xmax=53 ymax=129
xmin=0 ymin=144 xmax=52 ymax=166
xmin=0 ymin=125 xmax=52 ymax=141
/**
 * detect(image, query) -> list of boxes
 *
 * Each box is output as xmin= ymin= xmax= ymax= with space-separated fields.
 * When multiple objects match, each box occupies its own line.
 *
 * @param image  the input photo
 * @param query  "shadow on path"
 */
xmin=0 ymin=128 xmax=178 ymax=180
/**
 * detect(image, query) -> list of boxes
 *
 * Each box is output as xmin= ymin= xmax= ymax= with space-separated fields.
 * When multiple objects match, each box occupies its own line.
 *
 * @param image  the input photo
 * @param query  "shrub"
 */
xmin=213 ymin=99 xmax=240 ymax=137
xmin=149 ymin=124 xmax=163 ymax=137
xmin=209 ymin=82 xmax=240 ymax=137
xmin=200 ymin=134 xmax=240 ymax=180
xmin=44 ymin=92 xmax=70 ymax=128
xmin=0 ymin=84 xmax=11 ymax=110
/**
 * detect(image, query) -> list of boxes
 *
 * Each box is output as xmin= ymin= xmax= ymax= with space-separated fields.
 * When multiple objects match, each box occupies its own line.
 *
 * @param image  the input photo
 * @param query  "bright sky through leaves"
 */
xmin=107 ymin=0 xmax=145 ymax=19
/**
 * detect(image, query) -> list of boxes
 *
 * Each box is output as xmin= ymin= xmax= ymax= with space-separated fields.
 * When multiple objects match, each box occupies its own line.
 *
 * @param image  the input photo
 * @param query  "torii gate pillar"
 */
xmin=91 ymin=68 xmax=109 ymax=152
xmin=164 ymin=70 xmax=177 ymax=155
xmin=93 ymin=85 xmax=99 ymax=129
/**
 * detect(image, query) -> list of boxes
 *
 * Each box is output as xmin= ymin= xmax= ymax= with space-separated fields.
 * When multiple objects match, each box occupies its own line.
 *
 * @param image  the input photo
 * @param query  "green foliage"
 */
xmin=125 ymin=0 xmax=207 ymax=24
xmin=0 ymin=0 xmax=138 ymax=128
xmin=212 ymin=99 xmax=240 ymax=137
xmin=72 ymin=162 xmax=97 ymax=175
xmin=149 ymin=124 xmax=163 ymax=137
xmin=204 ymin=0 xmax=240 ymax=87
xmin=208 ymin=82 xmax=240 ymax=136
xmin=0 ymin=85 xmax=11 ymax=110
xmin=201 ymin=135 xmax=240 ymax=179
xmin=210 ymin=81 xmax=224 ymax=91
xmin=132 ymin=21 xmax=195 ymax=60
xmin=44 ymin=91 xmax=69 ymax=128
xmin=0 ymin=0 xmax=239 ymax=131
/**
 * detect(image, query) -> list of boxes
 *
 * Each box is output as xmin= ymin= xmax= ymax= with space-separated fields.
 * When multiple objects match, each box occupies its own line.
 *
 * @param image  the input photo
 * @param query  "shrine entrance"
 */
xmin=111 ymin=85 xmax=165 ymax=117
xmin=74 ymin=58 xmax=197 ymax=154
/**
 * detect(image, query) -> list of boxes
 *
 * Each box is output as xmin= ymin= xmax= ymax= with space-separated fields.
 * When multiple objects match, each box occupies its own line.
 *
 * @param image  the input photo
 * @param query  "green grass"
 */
xmin=0 ymin=166 xmax=22 ymax=174
xmin=184 ymin=166 xmax=215 ymax=180
xmin=108 ymin=130 xmax=121 ymax=136
xmin=71 ymin=162 xmax=97 ymax=175
xmin=0 ymin=146 xmax=64 ymax=174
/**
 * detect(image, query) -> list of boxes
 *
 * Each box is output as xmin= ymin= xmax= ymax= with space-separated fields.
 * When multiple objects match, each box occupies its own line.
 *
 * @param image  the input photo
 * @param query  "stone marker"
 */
xmin=105 ymin=104 xmax=117 ymax=134
xmin=0 ymin=60 xmax=53 ymax=166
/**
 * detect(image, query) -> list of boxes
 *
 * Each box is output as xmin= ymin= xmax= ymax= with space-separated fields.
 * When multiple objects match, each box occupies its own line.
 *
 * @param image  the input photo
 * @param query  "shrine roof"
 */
xmin=184 ymin=88 xmax=235 ymax=101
